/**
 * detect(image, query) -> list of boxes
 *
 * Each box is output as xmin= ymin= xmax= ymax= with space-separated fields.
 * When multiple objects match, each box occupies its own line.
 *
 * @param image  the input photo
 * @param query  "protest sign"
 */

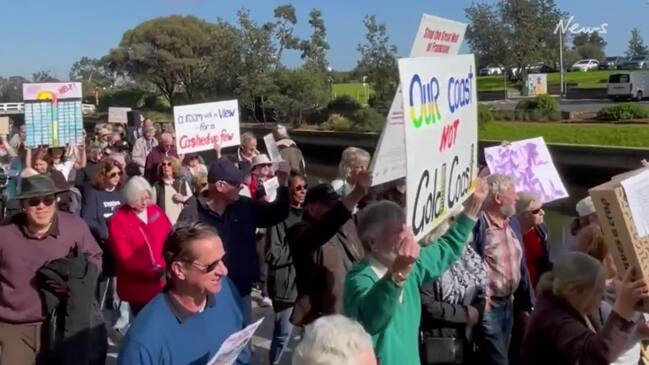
xmin=173 ymin=100 xmax=240 ymax=154
xmin=484 ymin=137 xmax=568 ymax=203
xmin=108 ymin=107 xmax=131 ymax=124
xmin=207 ymin=318 xmax=264 ymax=365
xmin=526 ymin=74 xmax=548 ymax=96
xmin=263 ymin=176 xmax=280 ymax=202
xmin=399 ymin=54 xmax=478 ymax=240
xmin=0 ymin=117 xmax=9 ymax=136
xmin=263 ymin=133 xmax=282 ymax=162
xmin=590 ymin=168 xmax=649 ymax=311
xmin=370 ymin=14 xmax=467 ymax=186
xmin=23 ymin=82 xmax=83 ymax=148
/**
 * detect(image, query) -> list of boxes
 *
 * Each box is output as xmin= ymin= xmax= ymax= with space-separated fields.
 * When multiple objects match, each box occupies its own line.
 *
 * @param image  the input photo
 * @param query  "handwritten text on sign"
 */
xmin=173 ymin=100 xmax=241 ymax=154
xmin=399 ymin=55 xmax=478 ymax=240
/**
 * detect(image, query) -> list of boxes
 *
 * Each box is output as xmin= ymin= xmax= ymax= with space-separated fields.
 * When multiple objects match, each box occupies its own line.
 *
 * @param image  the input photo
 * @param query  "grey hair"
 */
xmin=124 ymin=176 xmax=154 ymax=206
xmin=241 ymin=131 xmax=257 ymax=144
xmin=357 ymin=201 xmax=406 ymax=250
xmin=540 ymin=252 xmax=604 ymax=297
xmin=292 ymin=314 xmax=373 ymax=365
xmin=486 ymin=174 xmax=515 ymax=196
xmin=516 ymin=191 xmax=541 ymax=214
xmin=338 ymin=147 xmax=371 ymax=180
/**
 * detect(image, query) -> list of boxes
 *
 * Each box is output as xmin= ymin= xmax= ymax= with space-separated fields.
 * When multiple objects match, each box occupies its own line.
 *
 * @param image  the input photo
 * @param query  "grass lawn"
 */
xmin=480 ymin=121 xmax=649 ymax=148
xmin=332 ymin=83 xmax=374 ymax=105
xmin=477 ymin=70 xmax=612 ymax=92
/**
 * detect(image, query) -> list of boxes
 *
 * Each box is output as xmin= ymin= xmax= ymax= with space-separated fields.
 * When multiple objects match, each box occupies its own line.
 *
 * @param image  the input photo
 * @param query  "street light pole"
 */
xmin=559 ymin=29 xmax=565 ymax=97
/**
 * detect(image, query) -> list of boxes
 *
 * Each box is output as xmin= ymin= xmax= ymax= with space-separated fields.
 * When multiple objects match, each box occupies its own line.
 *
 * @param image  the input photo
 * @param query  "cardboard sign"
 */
xmin=370 ymin=14 xmax=467 ymax=186
xmin=263 ymin=133 xmax=282 ymax=162
xmin=108 ymin=107 xmax=132 ymax=124
xmin=484 ymin=137 xmax=568 ymax=203
xmin=173 ymin=100 xmax=240 ymax=154
xmin=0 ymin=117 xmax=9 ymax=136
xmin=22 ymin=82 xmax=83 ymax=148
xmin=399 ymin=55 xmax=478 ymax=240
xmin=590 ymin=168 xmax=649 ymax=311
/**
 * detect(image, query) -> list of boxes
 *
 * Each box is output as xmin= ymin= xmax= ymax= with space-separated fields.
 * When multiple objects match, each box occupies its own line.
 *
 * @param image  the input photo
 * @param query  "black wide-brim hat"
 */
xmin=15 ymin=174 xmax=67 ymax=200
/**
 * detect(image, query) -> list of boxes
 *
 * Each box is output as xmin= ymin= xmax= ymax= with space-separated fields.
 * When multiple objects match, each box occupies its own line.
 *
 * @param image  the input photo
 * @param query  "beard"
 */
xmin=500 ymin=203 xmax=516 ymax=218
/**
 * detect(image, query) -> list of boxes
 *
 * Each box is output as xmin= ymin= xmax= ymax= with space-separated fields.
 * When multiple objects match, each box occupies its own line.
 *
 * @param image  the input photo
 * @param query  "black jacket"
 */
xmin=266 ymin=206 xmax=303 ymax=304
xmin=36 ymin=248 xmax=107 ymax=365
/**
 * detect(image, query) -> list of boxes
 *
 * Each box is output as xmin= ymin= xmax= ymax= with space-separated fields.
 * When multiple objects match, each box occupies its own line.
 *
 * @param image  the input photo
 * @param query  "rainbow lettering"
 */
xmin=408 ymin=74 xmax=442 ymax=128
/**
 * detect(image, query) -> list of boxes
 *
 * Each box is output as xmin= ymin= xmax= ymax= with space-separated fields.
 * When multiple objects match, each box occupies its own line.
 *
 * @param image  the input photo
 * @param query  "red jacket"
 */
xmin=107 ymin=204 xmax=172 ymax=306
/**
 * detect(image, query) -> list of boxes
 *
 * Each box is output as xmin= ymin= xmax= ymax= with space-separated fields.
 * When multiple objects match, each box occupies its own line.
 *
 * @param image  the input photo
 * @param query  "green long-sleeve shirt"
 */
xmin=343 ymin=214 xmax=476 ymax=365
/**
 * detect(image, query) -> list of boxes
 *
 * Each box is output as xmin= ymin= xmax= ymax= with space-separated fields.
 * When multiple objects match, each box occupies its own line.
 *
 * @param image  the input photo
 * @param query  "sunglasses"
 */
xmin=528 ymin=208 xmax=543 ymax=215
xmin=186 ymin=257 xmax=224 ymax=274
xmin=293 ymin=184 xmax=308 ymax=192
xmin=109 ymin=171 xmax=123 ymax=178
xmin=161 ymin=162 xmax=173 ymax=167
xmin=27 ymin=195 xmax=56 ymax=207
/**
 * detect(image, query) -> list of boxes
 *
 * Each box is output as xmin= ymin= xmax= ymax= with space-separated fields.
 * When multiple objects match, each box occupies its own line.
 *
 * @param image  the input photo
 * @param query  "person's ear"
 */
xmin=171 ymin=261 xmax=187 ymax=280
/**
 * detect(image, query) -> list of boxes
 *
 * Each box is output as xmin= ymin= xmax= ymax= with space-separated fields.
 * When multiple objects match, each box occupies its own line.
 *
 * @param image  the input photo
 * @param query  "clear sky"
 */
xmin=1 ymin=0 xmax=648 ymax=79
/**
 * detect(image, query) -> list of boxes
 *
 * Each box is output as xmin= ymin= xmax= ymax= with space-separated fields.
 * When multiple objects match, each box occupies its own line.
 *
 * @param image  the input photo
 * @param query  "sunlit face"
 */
xmin=215 ymin=180 xmax=242 ymax=204
xmin=22 ymin=194 xmax=56 ymax=228
xmin=18 ymin=125 xmax=26 ymax=139
xmin=129 ymin=191 xmax=151 ymax=212
xmin=520 ymin=200 xmax=545 ymax=227
xmin=104 ymin=166 xmax=122 ymax=189
xmin=174 ymin=236 xmax=228 ymax=294
xmin=289 ymin=176 xmax=307 ymax=207
xmin=161 ymin=160 xmax=174 ymax=178
xmin=34 ymin=159 xmax=49 ymax=174
xmin=144 ymin=129 xmax=155 ymax=139
xmin=188 ymin=157 xmax=199 ymax=168
xmin=252 ymin=164 xmax=272 ymax=179
xmin=497 ymin=185 xmax=518 ymax=218
xmin=160 ymin=134 xmax=173 ymax=152
xmin=243 ymin=139 xmax=257 ymax=155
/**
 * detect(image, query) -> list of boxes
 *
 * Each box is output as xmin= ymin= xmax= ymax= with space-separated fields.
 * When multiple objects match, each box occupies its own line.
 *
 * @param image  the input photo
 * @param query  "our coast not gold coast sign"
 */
xmin=398 ymin=55 xmax=478 ymax=240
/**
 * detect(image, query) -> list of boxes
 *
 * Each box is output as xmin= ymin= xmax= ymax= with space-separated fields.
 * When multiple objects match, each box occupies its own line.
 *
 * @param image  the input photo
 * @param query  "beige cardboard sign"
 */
xmin=0 ymin=117 xmax=9 ymax=136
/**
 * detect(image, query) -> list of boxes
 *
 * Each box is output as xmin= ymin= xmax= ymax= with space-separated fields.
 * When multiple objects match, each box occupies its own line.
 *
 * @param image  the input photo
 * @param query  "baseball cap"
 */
xmin=304 ymin=184 xmax=340 ymax=206
xmin=208 ymin=159 xmax=245 ymax=184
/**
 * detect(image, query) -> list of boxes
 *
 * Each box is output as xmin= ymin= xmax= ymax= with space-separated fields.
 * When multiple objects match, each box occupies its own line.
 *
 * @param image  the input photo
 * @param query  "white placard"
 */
xmin=399 ymin=55 xmax=478 ymax=240
xmin=207 ymin=318 xmax=264 ymax=365
xmin=263 ymin=133 xmax=282 ymax=162
xmin=263 ymin=176 xmax=279 ymax=202
xmin=370 ymin=14 xmax=467 ymax=186
xmin=108 ymin=107 xmax=131 ymax=124
xmin=173 ymin=100 xmax=241 ymax=154
xmin=621 ymin=170 xmax=649 ymax=238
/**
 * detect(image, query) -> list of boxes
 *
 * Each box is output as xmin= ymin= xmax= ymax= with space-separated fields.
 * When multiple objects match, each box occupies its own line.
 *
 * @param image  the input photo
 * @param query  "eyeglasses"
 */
xmin=161 ymin=162 xmax=172 ymax=167
xmin=109 ymin=171 xmax=123 ymax=178
xmin=27 ymin=195 xmax=56 ymax=207
xmin=293 ymin=184 xmax=308 ymax=192
xmin=528 ymin=208 xmax=543 ymax=215
xmin=186 ymin=257 xmax=224 ymax=274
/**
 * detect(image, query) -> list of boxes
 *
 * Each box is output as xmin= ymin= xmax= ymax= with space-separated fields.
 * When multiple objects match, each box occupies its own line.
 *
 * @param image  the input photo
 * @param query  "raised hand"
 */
xmin=389 ymin=226 xmax=420 ymax=283
xmin=613 ymin=266 xmax=649 ymax=319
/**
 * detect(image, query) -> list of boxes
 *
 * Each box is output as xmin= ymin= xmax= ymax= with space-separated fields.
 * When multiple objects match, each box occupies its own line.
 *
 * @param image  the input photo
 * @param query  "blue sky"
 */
xmin=1 ymin=0 xmax=648 ymax=79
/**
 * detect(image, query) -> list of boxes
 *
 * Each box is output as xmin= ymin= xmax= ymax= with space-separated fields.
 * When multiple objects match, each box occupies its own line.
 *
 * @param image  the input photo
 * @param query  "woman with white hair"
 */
xmin=331 ymin=147 xmax=371 ymax=197
xmin=522 ymin=252 xmax=649 ymax=365
xmin=107 ymin=176 xmax=172 ymax=315
xmin=293 ymin=314 xmax=377 ymax=365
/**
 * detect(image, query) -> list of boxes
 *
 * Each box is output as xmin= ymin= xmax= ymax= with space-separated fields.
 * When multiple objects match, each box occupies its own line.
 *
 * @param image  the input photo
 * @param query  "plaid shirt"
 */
xmin=483 ymin=212 xmax=522 ymax=298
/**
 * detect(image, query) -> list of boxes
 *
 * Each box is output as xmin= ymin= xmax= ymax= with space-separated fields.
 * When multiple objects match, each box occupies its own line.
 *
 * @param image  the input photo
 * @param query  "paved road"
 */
xmin=484 ymin=98 xmax=649 ymax=113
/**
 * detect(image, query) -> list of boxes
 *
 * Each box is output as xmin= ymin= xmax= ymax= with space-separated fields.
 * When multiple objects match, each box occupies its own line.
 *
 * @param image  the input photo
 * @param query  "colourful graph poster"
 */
xmin=23 ymin=82 xmax=83 ymax=148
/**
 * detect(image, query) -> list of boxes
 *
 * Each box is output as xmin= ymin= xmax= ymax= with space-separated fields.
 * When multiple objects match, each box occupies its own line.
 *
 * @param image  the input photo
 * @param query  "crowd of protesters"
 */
xmin=1 ymin=115 xmax=649 ymax=365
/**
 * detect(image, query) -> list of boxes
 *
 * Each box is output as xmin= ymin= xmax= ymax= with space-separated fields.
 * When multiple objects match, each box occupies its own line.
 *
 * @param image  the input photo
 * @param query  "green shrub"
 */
xmin=327 ymin=95 xmax=362 ymax=117
xmin=351 ymin=107 xmax=385 ymax=131
xmin=514 ymin=110 xmax=526 ymax=121
xmin=597 ymin=103 xmax=649 ymax=121
xmin=515 ymin=99 xmax=535 ymax=111
xmin=548 ymin=111 xmax=562 ymax=121
xmin=534 ymin=95 xmax=559 ymax=114
xmin=478 ymin=104 xmax=494 ymax=128
xmin=320 ymin=114 xmax=352 ymax=131
xmin=529 ymin=109 xmax=543 ymax=122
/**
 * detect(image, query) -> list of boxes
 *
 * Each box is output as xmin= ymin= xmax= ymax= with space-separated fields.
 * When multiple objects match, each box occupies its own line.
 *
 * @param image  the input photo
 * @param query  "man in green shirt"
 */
xmin=343 ymin=179 xmax=488 ymax=365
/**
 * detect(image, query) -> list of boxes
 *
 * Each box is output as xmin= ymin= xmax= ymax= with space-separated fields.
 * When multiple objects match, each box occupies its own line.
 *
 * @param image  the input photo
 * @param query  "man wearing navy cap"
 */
xmin=197 ymin=159 xmax=290 ymax=323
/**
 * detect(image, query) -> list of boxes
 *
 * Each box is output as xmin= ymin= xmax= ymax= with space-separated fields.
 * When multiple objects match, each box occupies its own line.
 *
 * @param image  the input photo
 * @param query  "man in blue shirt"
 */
xmin=118 ymin=222 xmax=250 ymax=364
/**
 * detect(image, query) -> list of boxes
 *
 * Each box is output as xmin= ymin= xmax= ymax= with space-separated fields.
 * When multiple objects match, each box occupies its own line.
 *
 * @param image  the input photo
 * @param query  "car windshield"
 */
xmin=577 ymin=60 xmax=590 ymax=64
xmin=609 ymin=74 xmax=630 ymax=83
xmin=631 ymin=57 xmax=646 ymax=61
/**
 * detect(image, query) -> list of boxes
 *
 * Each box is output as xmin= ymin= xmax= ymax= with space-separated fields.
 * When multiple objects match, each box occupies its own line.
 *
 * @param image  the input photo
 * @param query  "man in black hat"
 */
xmin=0 ymin=174 xmax=102 ymax=364
xmin=196 ymin=159 xmax=290 ymax=324
xmin=287 ymin=168 xmax=371 ymax=327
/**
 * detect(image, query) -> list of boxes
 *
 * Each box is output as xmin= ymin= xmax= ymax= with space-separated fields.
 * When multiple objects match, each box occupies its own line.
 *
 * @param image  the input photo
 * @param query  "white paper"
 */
xmin=207 ymin=318 xmax=264 ymax=365
xmin=263 ymin=133 xmax=283 ymax=162
xmin=108 ymin=107 xmax=131 ymax=124
xmin=262 ymin=177 xmax=279 ymax=202
xmin=620 ymin=170 xmax=649 ymax=238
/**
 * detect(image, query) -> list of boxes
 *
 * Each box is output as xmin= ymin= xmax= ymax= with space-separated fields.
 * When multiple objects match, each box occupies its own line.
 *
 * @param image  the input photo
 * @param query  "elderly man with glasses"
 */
xmin=119 ymin=222 xmax=249 ymax=364
xmin=0 ymin=175 xmax=102 ymax=364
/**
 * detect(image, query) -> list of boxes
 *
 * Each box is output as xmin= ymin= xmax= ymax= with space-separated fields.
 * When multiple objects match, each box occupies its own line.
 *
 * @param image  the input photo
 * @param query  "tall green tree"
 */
xmin=626 ymin=28 xmax=648 ymax=58
xmin=272 ymin=4 xmax=300 ymax=70
xmin=69 ymin=57 xmax=116 ymax=88
xmin=268 ymin=67 xmax=329 ymax=125
xmin=0 ymin=76 xmax=29 ymax=102
xmin=105 ymin=15 xmax=216 ymax=105
xmin=356 ymin=15 xmax=398 ymax=114
xmin=300 ymin=9 xmax=330 ymax=71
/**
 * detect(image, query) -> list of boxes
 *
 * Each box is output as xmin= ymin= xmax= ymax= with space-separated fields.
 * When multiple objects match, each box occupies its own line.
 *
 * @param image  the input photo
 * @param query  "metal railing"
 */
xmin=0 ymin=102 xmax=96 ymax=114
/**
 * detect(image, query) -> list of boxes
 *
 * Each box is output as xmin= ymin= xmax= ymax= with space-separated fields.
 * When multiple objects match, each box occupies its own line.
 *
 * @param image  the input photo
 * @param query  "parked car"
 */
xmin=526 ymin=62 xmax=556 ymax=74
xmin=569 ymin=59 xmax=600 ymax=72
xmin=607 ymin=71 xmax=649 ymax=101
xmin=618 ymin=55 xmax=649 ymax=70
xmin=479 ymin=64 xmax=504 ymax=76
xmin=599 ymin=56 xmax=626 ymax=70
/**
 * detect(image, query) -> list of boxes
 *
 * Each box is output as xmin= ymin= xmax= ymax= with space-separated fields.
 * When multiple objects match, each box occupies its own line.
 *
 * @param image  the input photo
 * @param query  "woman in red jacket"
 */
xmin=108 ymin=175 xmax=172 ymax=315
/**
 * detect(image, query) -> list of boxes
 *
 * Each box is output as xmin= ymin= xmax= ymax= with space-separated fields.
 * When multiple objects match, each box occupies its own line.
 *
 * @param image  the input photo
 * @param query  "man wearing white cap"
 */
xmin=571 ymin=196 xmax=599 ymax=237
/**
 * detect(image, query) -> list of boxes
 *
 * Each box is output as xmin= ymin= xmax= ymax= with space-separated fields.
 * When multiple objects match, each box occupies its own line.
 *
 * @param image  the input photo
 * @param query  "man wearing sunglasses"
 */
xmin=119 ymin=222 xmax=250 ymax=364
xmin=0 ymin=175 xmax=103 ymax=364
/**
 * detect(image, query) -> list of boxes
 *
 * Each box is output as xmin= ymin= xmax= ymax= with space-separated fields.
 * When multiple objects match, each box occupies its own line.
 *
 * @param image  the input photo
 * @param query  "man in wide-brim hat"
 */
xmin=0 ymin=174 xmax=102 ymax=364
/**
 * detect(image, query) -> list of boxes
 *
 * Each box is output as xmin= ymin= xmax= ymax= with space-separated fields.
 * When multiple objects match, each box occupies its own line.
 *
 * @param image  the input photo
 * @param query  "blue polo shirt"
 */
xmin=118 ymin=278 xmax=249 ymax=365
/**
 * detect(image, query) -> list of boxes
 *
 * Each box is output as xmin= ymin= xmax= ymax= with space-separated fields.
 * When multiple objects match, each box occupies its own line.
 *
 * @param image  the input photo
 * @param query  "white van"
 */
xmin=608 ymin=72 xmax=649 ymax=100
